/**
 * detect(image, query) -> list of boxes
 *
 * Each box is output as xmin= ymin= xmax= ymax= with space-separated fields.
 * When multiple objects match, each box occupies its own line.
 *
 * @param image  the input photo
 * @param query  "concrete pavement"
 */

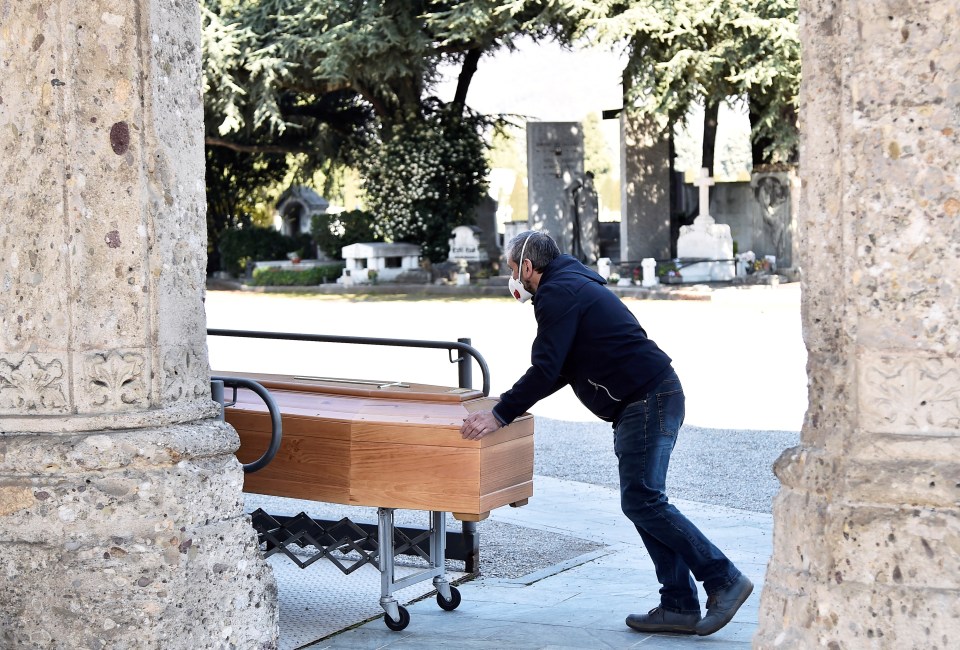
xmin=207 ymin=283 xmax=798 ymax=648
xmin=267 ymin=475 xmax=770 ymax=649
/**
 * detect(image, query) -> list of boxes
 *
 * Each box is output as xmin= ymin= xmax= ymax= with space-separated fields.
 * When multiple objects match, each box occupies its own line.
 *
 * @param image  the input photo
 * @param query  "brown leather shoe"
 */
xmin=626 ymin=607 xmax=701 ymax=634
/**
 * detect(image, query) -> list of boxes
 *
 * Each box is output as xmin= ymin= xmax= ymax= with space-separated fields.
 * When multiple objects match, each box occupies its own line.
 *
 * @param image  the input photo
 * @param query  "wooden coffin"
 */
xmin=217 ymin=371 xmax=534 ymax=521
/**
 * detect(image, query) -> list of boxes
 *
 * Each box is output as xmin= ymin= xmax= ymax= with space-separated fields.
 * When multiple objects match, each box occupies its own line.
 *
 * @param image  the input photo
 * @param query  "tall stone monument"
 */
xmin=620 ymin=108 xmax=671 ymax=264
xmin=676 ymin=168 xmax=735 ymax=282
xmin=757 ymin=1 xmax=960 ymax=647
xmin=0 ymin=3 xmax=278 ymax=647
xmin=526 ymin=122 xmax=584 ymax=253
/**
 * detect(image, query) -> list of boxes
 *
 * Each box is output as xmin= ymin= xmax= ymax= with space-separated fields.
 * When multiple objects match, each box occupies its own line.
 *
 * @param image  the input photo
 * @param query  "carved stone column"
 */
xmin=756 ymin=1 xmax=960 ymax=647
xmin=0 ymin=2 xmax=278 ymax=647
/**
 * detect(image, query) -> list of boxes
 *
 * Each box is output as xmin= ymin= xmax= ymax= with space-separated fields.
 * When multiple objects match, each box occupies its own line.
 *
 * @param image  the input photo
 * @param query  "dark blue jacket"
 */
xmin=492 ymin=255 xmax=673 ymax=425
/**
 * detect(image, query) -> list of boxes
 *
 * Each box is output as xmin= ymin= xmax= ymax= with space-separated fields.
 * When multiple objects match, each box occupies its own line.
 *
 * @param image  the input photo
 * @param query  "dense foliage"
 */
xmin=205 ymin=147 xmax=290 ymax=273
xmin=588 ymin=0 xmax=799 ymax=166
xmin=200 ymin=1 xmax=800 ymax=269
xmin=201 ymin=1 xmax=591 ymax=264
xmin=311 ymin=209 xmax=380 ymax=260
xmin=358 ymin=102 xmax=490 ymax=261
xmin=218 ymin=227 xmax=313 ymax=276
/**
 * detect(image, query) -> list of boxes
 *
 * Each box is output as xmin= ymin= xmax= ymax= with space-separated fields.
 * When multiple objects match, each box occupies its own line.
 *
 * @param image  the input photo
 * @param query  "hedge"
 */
xmin=218 ymin=227 xmax=313 ymax=277
xmin=250 ymin=264 xmax=345 ymax=287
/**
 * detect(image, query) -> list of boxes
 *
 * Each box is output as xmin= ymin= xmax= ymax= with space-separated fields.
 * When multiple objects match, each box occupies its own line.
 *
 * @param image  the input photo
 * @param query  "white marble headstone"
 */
xmin=676 ymin=168 xmax=735 ymax=282
xmin=448 ymin=225 xmax=488 ymax=263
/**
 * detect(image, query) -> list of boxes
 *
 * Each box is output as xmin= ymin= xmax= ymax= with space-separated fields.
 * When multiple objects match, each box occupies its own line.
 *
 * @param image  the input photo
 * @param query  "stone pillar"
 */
xmin=0 ymin=3 xmax=278 ymax=648
xmin=756 ymin=2 xmax=960 ymax=647
xmin=620 ymin=109 xmax=670 ymax=265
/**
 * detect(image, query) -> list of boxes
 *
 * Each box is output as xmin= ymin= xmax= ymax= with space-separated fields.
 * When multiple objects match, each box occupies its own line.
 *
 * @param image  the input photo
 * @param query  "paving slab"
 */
xmin=266 ymin=475 xmax=772 ymax=649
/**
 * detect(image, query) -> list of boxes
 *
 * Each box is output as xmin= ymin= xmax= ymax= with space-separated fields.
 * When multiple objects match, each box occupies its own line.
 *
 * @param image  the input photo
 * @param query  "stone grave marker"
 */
xmin=676 ymin=168 xmax=735 ymax=282
xmin=526 ymin=122 xmax=584 ymax=253
xmin=448 ymin=225 xmax=489 ymax=263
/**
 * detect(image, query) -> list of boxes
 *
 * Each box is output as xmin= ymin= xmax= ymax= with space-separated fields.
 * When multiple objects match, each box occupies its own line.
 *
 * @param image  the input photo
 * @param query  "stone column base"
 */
xmin=0 ymin=419 xmax=278 ymax=648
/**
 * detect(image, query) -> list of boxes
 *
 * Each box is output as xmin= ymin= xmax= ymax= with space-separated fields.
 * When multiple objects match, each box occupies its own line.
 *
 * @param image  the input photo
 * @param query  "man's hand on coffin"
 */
xmin=461 ymin=410 xmax=501 ymax=440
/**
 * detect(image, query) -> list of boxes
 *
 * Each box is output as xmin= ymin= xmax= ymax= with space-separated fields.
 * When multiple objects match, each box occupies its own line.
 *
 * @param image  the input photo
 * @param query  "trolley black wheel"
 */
xmin=437 ymin=586 xmax=461 ymax=611
xmin=384 ymin=606 xmax=410 ymax=631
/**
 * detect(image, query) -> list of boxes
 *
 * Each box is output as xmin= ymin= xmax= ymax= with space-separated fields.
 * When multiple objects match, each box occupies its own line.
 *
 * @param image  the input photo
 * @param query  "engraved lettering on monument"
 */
xmin=448 ymin=225 xmax=488 ymax=263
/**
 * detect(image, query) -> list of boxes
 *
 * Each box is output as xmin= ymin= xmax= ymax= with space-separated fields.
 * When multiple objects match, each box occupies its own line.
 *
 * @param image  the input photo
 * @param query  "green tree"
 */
xmin=204 ymin=147 xmax=289 ymax=273
xmin=201 ymin=1 xmax=594 ymax=262
xmin=311 ymin=209 xmax=380 ymax=260
xmin=357 ymin=101 xmax=490 ymax=260
xmin=590 ymin=0 xmax=799 ymax=169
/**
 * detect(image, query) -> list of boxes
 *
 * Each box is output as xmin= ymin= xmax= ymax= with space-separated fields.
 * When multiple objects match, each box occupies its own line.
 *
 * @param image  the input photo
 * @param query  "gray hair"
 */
xmin=506 ymin=230 xmax=560 ymax=272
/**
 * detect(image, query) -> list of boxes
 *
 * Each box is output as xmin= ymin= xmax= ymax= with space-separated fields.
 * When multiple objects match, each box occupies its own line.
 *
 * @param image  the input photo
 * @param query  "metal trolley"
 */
xmin=209 ymin=329 xmax=491 ymax=630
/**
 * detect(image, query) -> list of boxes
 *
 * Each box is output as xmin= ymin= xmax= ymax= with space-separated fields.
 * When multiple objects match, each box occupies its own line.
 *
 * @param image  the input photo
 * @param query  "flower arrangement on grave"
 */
xmin=607 ymin=272 xmax=621 ymax=283
xmin=657 ymin=262 xmax=680 ymax=278
xmin=736 ymin=251 xmax=772 ymax=275
xmin=753 ymin=258 xmax=773 ymax=273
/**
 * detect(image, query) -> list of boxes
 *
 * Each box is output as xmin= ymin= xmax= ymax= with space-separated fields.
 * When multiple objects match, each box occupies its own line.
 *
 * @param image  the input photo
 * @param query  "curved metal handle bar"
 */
xmin=212 ymin=375 xmax=283 ymax=474
xmin=207 ymin=328 xmax=491 ymax=396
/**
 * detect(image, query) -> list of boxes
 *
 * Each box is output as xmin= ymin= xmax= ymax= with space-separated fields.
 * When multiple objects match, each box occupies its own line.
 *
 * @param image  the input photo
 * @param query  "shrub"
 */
xmin=250 ymin=264 xmax=345 ymax=286
xmin=357 ymin=101 xmax=489 ymax=263
xmin=219 ymin=227 xmax=313 ymax=276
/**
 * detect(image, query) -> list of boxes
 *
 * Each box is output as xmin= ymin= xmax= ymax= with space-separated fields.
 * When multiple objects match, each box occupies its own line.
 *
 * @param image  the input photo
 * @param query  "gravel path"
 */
xmin=473 ymin=418 xmax=798 ymax=579
xmin=534 ymin=417 xmax=799 ymax=514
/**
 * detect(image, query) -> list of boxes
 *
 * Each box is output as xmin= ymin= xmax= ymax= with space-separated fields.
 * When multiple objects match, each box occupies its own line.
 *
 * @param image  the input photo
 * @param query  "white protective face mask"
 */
xmin=508 ymin=235 xmax=534 ymax=303
xmin=509 ymin=274 xmax=533 ymax=303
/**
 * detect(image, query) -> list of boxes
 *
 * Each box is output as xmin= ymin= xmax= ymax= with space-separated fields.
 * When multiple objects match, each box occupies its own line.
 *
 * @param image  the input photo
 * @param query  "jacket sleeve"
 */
xmin=492 ymin=284 xmax=579 ymax=424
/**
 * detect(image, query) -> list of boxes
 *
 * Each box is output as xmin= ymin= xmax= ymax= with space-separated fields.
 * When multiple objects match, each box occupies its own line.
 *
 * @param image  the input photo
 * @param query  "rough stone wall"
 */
xmin=0 ymin=1 xmax=278 ymax=647
xmin=756 ymin=1 xmax=960 ymax=648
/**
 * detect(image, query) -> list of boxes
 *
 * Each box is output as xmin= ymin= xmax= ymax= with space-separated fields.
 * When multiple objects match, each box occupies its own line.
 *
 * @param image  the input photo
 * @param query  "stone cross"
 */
xmin=693 ymin=167 xmax=715 ymax=225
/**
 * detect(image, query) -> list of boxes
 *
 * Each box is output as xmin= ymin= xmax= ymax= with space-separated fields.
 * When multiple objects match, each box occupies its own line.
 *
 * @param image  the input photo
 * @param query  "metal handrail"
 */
xmin=206 ymin=328 xmax=491 ymax=396
xmin=212 ymin=376 xmax=283 ymax=473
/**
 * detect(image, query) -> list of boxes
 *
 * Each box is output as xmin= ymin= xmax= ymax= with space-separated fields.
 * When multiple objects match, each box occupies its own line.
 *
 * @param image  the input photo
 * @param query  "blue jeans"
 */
xmin=613 ymin=369 xmax=741 ymax=614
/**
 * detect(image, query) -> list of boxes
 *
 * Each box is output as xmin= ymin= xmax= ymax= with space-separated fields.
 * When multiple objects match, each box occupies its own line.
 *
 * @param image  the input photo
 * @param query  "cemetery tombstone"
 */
xmin=526 ymin=122 xmax=584 ymax=254
xmin=340 ymin=242 xmax=422 ymax=284
xmin=676 ymin=168 xmax=735 ymax=282
xmin=619 ymin=110 xmax=671 ymax=263
xmin=698 ymin=169 xmax=799 ymax=277
xmin=472 ymin=195 xmax=501 ymax=269
xmin=751 ymin=171 xmax=794 ymax=269
xmin=448 ymin=225 xmax=489 ymax=264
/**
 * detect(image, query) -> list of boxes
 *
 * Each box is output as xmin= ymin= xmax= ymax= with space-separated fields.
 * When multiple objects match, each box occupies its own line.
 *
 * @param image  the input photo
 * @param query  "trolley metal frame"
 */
xmin=209 ymin=329 xmax=488 ymax=629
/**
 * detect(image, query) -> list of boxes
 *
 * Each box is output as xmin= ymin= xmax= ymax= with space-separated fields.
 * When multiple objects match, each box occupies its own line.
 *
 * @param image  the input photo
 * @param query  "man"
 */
xmin=460 ymin=230 xmax=753 ymax=636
